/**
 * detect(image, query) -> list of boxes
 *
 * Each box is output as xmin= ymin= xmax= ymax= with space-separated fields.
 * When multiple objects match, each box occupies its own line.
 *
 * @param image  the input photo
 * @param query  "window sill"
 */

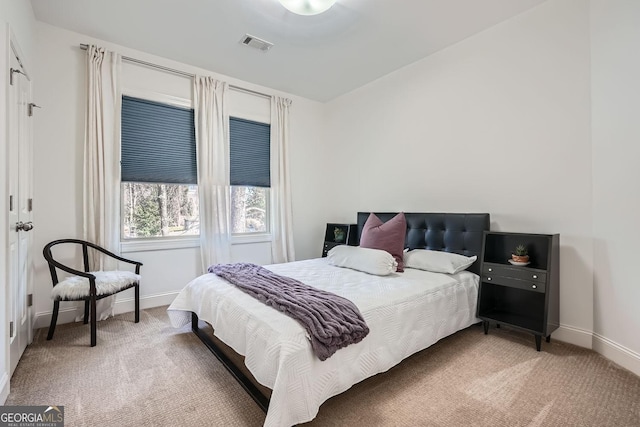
xmin=121 ymin=237 xmax=200 ymax=253
xmin=120 ymin=234 xmax=272 ymax=253
xmin=230 ymin=233 xmax=272 ymax=245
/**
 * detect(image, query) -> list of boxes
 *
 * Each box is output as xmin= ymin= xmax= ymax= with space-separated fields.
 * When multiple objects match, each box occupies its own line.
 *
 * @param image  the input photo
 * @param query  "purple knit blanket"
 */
xmin=209 ymin=263 xmax=369 ymax=361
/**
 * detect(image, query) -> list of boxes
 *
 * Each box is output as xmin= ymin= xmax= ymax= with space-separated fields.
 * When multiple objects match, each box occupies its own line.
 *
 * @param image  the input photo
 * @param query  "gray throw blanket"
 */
xmin=209 ymin=263 xmax=369 ymax=361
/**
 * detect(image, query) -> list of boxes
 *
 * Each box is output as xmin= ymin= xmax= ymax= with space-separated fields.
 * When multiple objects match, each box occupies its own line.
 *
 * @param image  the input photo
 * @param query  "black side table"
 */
xmin=477 ymin=231 xmax=560 ymax=351
xmin=322 ymin=223 xmax=357 ymax=257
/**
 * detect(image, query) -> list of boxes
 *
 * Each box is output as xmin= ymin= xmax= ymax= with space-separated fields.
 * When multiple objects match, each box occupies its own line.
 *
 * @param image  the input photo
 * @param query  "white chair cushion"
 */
xmin=51 ymin=270 xmax=141 ymax=300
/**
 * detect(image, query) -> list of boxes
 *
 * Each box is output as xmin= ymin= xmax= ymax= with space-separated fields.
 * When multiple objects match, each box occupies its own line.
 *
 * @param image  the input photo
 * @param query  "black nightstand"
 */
xmin=477 ymin=231 xmax=560 ymax=351
xmin=322 ymin=223 xmax=357 ymax=257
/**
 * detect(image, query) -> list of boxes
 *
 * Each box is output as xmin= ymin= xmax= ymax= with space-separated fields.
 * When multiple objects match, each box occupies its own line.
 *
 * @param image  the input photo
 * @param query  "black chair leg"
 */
xmin=83 ymin=300 xmax=90 ymax=324
xmin=47 ymin=300 xmax=60 ymax=340
xmin=90 ymin=296 xmax=97 ymax=347
xmin=135 ymin=283 xmax=140 ymax=323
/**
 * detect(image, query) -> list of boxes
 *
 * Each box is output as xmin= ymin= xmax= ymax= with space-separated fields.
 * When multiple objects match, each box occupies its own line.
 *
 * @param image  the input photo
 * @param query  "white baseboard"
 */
xmin=593 ymin=333 xmax=640 ymax=378
xmin=0 ymin=371 xmax=9 ymax=404
xmin=553 ymin=324 xmax=593 ymax=349
xmin=553 ymin=324 xmax=640 ymax=377
xmin=33 ymin=291 xmax=179 ymax=330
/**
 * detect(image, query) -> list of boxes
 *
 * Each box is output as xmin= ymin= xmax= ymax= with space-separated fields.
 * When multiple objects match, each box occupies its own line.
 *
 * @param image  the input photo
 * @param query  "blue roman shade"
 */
xmin=121 ymin=96 xmax=197 ymax=184
xmin=230 ymin=117 xmax=271 ymax=188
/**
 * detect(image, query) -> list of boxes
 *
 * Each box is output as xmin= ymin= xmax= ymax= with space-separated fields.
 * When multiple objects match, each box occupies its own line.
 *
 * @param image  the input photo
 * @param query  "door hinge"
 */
xmin=27 ymin=294 xmax=33 ymax=307
xmin=28 ymin=198 xmax=33 ymax=212
xmin=9 ymin=321 xmax=13 ymax=338
xmin=9 ymin=195 xmax=13 ymax=211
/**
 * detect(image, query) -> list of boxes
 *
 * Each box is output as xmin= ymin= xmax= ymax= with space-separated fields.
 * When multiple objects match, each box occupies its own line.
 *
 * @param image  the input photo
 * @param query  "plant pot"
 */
xmin=511 ymin=254 xmax=529 ymax=263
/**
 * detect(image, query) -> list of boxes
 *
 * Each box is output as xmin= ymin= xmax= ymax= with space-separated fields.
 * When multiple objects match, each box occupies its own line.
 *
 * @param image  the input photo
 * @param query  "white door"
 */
xmin=8 ymin=45 xmax=34 ymax=375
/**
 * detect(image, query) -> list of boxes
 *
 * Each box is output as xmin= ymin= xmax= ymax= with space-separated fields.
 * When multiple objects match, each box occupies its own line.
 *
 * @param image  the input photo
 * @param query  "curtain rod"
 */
xmin=79 ymin=43 xmax=271 ymax=99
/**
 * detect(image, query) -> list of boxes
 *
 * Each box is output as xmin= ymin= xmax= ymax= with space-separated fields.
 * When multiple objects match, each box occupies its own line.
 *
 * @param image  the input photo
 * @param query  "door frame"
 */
xmin=1 ymin=24 xmax=33 ymax=403
xmin=1 ymin=22 xmax=12 ymax=406
xmin=8 ymin=31 xmax=33 ymax=376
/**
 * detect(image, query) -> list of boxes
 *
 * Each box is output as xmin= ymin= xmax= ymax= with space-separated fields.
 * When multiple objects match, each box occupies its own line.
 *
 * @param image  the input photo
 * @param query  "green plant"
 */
xmin=514 ymin=244 xmax=528 ymax=256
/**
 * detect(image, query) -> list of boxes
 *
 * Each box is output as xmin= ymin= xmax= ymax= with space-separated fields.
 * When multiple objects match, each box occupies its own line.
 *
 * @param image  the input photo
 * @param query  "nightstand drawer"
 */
xmin=483 ymin=264 xmax=546 ymax=283
xmin=482 ymin=275 xmax=546 ymax=293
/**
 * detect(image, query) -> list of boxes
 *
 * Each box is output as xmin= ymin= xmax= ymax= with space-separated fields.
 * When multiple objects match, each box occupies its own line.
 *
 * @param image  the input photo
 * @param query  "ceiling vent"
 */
xmin=239 ymin=34 xmax=273 ymax=52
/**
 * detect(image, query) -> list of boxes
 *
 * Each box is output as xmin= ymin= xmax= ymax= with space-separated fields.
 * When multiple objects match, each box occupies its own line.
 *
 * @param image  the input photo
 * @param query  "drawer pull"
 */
xmin=488 ymin=268 xmax=492 ymax=272
xmin=532 ymin=284 xmax=537 ymax=289
xmin=532 ymin=275 xmax=538 ymax=279
xmin=487 ymin=277 xmax=492 ymax=281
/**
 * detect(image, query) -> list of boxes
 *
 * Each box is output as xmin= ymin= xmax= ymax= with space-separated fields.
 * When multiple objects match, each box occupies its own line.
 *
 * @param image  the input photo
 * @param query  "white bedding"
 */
xmin=168 ymin=258 xmax=480 ymax=427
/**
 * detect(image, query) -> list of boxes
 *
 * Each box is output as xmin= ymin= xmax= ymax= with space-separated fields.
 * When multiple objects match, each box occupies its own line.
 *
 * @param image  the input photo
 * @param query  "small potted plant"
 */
xmin=512 ymin=244 xmax=529 ymax=264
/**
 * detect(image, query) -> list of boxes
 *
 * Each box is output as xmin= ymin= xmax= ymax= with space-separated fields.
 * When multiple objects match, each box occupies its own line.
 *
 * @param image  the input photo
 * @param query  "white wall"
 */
xmin=325 ymin=0 xmax=594 ymax=347
xmin=591 ymin=0 xmax=640 ymax=372
xmin=32 ymin=22 xmax=328 ymax=328
xmin=0 ymin=0 xmax=37 ymax=405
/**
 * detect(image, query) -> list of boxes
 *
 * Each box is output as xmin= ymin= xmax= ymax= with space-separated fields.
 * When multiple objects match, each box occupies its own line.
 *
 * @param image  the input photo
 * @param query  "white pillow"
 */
xmin=403 ymin=249 xmax=477 ymax=274
xmin=327 ymin=245 xmax=398 ymax=276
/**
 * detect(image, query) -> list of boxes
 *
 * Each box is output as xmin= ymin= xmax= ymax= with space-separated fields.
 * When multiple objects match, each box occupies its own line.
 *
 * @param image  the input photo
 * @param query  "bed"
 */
xmin=168 ymin=212 xmax=490 ymax=426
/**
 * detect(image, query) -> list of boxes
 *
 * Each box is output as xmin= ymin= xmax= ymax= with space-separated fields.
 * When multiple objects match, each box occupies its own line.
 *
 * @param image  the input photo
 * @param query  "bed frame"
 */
xmin=191 ymin=211 xmax=490 ymax=413
xmin=191 ymin=312 xmax=270 ymax=411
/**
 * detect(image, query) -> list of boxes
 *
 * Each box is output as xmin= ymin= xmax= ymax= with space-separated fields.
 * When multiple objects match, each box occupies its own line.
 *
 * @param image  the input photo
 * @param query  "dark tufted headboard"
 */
xmin=356 ymin=212 xmax=490 ymax=275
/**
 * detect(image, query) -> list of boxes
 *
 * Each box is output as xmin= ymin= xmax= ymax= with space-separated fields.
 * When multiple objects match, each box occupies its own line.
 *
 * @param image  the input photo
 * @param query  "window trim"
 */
xmin=122 ymin=88 xmax=192 ymax=109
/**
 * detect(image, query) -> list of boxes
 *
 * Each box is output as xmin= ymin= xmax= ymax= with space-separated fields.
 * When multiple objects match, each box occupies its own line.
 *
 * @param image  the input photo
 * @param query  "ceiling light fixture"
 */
xmin=278 ymin=0 xmax=337 ymax=16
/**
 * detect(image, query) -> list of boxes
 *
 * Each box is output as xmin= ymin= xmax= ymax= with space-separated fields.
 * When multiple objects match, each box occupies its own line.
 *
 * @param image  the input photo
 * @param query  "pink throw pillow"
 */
xmin=360 ymin=213 xmax=407 ymax=272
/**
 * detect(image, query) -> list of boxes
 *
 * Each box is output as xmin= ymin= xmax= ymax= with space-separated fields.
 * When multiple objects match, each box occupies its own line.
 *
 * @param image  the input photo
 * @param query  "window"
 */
xmin=229 ymin=117 xmax=271 ymax=234
xmin=121 ymin=95 xmax=199 ymax=239
xmin=121 ymin=99 xmax=270 ymax=240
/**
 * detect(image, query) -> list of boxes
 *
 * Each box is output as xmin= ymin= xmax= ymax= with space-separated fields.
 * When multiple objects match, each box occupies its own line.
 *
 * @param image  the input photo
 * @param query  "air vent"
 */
xmin=240 ymin=34 xmax=273 ymax=52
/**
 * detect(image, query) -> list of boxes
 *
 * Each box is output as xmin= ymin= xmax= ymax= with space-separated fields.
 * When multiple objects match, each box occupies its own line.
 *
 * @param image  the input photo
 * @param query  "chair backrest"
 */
xmin=43 ymin=239 xmax=95 ymax=286
xmin=43 ymin=239 xmax=134 ymax=286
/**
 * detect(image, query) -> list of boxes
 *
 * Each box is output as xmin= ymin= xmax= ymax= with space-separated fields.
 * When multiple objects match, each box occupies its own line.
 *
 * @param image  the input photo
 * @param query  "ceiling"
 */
xmin=30 ymin=0 xmax=547 ymax=102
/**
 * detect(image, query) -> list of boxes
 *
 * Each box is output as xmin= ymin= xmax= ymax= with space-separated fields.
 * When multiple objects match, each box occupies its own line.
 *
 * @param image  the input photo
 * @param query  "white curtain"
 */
xmin=194 ymin=76 xmax=231 ymax=272
xmin=83 ymin=45 xmax=122 ymax=320
xmin=270 ymin=96 xmax=295 ymax=263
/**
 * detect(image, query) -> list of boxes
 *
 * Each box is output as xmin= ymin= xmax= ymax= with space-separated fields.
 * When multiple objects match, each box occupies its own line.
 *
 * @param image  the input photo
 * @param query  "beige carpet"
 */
xmin=6 ymin=307 xmax=640 ymax=427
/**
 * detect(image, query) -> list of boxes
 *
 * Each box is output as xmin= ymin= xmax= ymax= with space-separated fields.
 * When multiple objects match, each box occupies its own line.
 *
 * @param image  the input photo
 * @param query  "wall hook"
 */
xmin=9 ymin=67 xmax=26 ymax=85
xmin=28 ymin=103 xmax=41 ymax=117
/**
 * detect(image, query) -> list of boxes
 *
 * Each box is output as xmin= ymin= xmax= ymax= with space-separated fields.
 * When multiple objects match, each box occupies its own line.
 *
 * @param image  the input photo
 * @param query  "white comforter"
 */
xmin=168 ymin=258 xmax=480 ymax=427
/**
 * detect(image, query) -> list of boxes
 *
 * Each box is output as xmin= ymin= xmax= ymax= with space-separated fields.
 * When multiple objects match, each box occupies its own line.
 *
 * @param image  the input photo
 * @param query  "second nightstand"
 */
xmin=322 ymin=223 xmax=357 ymax=257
